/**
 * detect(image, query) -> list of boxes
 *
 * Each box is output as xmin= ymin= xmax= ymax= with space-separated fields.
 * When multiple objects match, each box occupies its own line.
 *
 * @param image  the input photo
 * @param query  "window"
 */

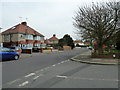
xmin=26 ymin=44 xmax=33 ymax=49
xmin=40 ymin=36 xmax=44 ymax=40
xmin=34 ymin=44 xmax=40 ymax=47
xmin=4 ymin=35 xmax=10 ymax=41
xmin=19 ymin=34 xmax=25 ymax=38
xmin=21 ymin=35 xmax=24 ymax=38
xmin=20 ymin=44 xmax=27 ymax=49
xmin=34 ymin=36 xmax=40 ymax=40
xmin=25 ymin=34 xmax=33 ymax=40
xmin=1 ymin=48 xmax=10 ymax=52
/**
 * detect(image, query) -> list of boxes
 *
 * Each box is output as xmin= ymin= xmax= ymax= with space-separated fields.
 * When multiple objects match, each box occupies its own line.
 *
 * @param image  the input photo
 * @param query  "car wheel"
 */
xmin=14 ymin=55 xmax=19 ymax=60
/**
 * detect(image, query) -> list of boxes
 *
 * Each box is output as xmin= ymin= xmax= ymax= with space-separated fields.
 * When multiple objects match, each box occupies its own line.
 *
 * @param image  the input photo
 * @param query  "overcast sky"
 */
xmin=0 ymin=0 xmax=116 ymax=40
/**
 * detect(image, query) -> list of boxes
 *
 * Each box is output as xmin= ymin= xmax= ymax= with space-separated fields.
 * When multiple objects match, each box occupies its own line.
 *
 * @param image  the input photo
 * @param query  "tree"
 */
xmin=73 ymin=2 xmax=120 ymax=54
xmin=116 ymin=31 xmax=120 ymax=50
xmin=108 ymin=2 xmax=120 ymax=50
xmin=76 ymin=43 xmax=80 ymax=47
xmin=58 ymin=34 xmax=75 ymax=49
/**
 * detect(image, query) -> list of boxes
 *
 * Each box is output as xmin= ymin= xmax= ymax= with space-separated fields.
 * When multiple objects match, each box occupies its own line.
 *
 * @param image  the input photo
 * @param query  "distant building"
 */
xmin=2 ymin=22 xmax=45 ymax=49
xmin=45 ymin=34 xmax=59 ymax=46
xmin=74 ymin=41 xmax=85 ymax=46
xmin=74 ymin=40 xmax=90 ymax=47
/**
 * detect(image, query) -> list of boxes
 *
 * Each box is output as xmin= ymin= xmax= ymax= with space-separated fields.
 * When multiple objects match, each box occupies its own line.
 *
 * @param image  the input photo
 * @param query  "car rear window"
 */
xmin=9 ymin=47 xmax=15 ymax=49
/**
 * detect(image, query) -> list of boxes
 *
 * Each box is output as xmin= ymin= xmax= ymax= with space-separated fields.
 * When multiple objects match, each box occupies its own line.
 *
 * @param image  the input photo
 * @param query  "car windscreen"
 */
xmin=9 ymin=47 xmax=15 ymax=49
xmin=0 ymin=48 xmax=11 ymax=52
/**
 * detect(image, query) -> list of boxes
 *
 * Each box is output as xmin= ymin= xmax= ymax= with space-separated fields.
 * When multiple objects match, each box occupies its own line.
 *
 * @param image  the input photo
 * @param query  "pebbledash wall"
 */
xmin=2 ymin=22 xmax=46 ymax=49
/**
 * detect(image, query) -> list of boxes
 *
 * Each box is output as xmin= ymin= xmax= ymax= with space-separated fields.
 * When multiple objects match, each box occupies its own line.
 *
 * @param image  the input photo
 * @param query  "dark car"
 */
xmin=0 ymin=47 xmax=20 ymax=61
xmin=32 ymin=47 xmax=40 ymax=52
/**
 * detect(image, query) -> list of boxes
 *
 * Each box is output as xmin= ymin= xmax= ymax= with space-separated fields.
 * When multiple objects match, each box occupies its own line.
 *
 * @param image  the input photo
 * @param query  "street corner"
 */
xmin=71 ymin=51 xmax=120 ymax=65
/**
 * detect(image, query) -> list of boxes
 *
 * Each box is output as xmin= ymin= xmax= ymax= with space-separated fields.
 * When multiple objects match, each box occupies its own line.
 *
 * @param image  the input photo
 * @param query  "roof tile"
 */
xmin=2 ymin=22 xmax=44 ymax=37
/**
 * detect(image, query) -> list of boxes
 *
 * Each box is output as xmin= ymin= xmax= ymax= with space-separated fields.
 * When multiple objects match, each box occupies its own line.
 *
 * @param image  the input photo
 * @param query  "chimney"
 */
xmin=21 ymin=22 xmax=27 ymax=26
xmin=53 ymin=34 xmax=56 ymax=37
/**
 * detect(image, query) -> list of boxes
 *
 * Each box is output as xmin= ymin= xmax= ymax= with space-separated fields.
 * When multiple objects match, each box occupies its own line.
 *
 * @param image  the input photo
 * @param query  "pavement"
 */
xmin=20 ymin=49 xmax=59 ymax=59
xmin=2 ymin=48 xmax=118 ymax=88
xmin=20 ymin=49 xmax=120 ymax=65
xmin=71 ymin=51 xmax=120 ymax=65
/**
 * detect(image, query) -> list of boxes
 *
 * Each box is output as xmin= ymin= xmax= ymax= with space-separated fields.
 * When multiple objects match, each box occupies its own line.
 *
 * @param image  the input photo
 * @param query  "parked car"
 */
xmin=32 ymin=47 xmax=40 ymax=52
xmin=87 ymin=46 xmax=93 ymax=50
xmin=9 ymin=46 xmax=22 ymax=54
xmin=0 ymin=47 xmax=20 ymax=61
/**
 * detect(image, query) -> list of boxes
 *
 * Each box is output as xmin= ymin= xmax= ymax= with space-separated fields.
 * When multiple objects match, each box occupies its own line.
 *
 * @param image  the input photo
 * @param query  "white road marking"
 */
xmin=52 ymin=65 xmax=56 ymax=67
xmin=34 ymin=59 xmax=70 ymax=73
xmin=67 ymin=77 xmax=118 ymax=82
xmin=33 ymin=76 xmax=40 ymax=80
xmin=56 ymin=75 xmax=118 ymax=82
xmin=8 ymin=79 xmax=21 ymax=85
xmin=40 ymin=69 xmax=44 ymax=71
xmin=60 ymin=61 xmax=64 ymax=63
xmin=44 ymin=67 xmax=50 ymax=70
xmin=25 ymin=73 xmax=35 ymax=78
xmin=18 ymin=81 xmax=29 ymax=87
xmin=57 ymin=60 xmax=69 ymax=65
xmin=56 ymin=75 xmax=68 ymax=79
xmin=58 ymin=63 xmax=61 ymax=64
xmin=64 ymin=60 xmax=69 ymax=62
xmin=33 ymin=74 xmax=43 ymax=80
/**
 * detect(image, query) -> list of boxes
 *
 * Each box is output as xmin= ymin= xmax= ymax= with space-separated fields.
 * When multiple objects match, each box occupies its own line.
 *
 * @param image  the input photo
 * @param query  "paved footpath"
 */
xmin=71 ymin=51 xmax=120 ymax=65
xmin=20 ymin=50 xmax=59 ymax=59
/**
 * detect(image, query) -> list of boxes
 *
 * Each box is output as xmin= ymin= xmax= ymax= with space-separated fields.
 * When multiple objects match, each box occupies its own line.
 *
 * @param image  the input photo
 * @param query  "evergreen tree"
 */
xmin=58 ymin=34 xmax=75 ymax=49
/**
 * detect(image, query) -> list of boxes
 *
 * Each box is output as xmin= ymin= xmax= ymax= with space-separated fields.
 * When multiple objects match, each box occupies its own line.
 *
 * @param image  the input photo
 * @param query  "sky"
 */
xmin=0 ymin=0 xmax=117 ymax=40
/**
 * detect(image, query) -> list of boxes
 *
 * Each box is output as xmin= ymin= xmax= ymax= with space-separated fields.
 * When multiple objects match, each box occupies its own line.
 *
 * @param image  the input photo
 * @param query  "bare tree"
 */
xmin=73 ymin=2 xmax=120 ymax=54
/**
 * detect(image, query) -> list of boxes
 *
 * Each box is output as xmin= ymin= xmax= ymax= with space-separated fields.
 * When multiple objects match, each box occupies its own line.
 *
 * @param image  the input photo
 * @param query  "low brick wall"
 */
xmin=63 ymin=46 xmax=71 ymax=50
xmin=43 ymin=49 xmax=58 ymax=53
xmin=22 ymin=49 xmax=32 ymax=54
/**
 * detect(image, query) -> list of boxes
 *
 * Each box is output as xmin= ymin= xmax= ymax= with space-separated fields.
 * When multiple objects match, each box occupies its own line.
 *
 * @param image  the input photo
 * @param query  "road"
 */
xmin=2 ymin=48 xmax=118 ymax=88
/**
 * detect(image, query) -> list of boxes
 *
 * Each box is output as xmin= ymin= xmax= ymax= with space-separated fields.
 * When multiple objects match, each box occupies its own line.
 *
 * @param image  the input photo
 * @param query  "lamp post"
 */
xmin=40 ymin=43 xmax=43 ymax=53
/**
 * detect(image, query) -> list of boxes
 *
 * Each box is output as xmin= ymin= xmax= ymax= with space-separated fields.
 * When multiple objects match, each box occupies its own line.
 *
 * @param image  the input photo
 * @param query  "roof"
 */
xmin=2 ymin=22 xmax=44 ymax=37
xmin=45 ymin=39 xmax=53 ymax=44
xmin=49 ymin=37 xmax=59 ymax=41
xmin=84 ymin=42 xmax=90 ymax=44
xmin=48 ymin=35 xmax=59 ymax=41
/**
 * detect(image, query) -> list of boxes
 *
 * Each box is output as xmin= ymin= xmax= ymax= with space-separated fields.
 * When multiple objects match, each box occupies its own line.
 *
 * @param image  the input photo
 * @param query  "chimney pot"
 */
xmin=21 ymin=22 xmax=27 ymax=26
xmin=53 ymin=34 xmax=56 ymax=37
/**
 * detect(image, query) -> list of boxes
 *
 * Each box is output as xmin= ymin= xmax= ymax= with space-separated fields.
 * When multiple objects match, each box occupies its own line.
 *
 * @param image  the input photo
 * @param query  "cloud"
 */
xmin=1 ymin=0 xmax=114 ymax=39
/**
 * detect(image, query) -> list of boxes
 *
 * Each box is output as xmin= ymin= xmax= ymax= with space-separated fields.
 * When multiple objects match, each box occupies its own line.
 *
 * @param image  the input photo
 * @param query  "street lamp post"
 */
xmin=40 ymin=43 xmax=43 ymax=53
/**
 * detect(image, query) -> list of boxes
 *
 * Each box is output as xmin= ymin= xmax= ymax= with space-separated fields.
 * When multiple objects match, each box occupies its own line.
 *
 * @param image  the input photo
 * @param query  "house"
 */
xmin=74 ymin=41 xmax=85 ymax=46
xmin=74 ymin=40 xmax=90 ymax=47
xmin=2 ymin=22 xmax=45 ymax=49
xmin=0 ymin=33 xmax=3 ymax=47
xmin=45 ymin=34 xmax=59 ymax=47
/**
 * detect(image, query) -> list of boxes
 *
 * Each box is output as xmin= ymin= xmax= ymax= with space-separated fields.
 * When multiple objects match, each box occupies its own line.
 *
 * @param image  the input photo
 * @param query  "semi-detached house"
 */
xmin=2 ymin=22 xmax=45 ymax=49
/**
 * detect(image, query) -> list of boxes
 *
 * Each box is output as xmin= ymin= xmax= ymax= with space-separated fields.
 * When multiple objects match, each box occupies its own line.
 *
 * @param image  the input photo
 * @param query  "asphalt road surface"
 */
xmin=2 ymin=48 xmax=118 ymax=88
